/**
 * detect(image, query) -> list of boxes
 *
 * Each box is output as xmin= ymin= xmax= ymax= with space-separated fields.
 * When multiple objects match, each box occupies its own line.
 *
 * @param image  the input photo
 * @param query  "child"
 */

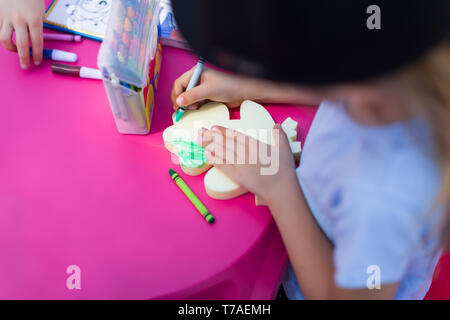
xmin=0 ymin=0 xmax=45 ymax=69
xmin=170 ymin=0 xmax=450 ymax=299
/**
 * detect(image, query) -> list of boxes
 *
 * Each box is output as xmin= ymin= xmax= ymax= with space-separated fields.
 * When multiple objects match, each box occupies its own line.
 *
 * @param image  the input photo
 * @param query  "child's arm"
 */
xmin=267 ymin=179 xmax=400 ymax=299
xmin=171 ymin=67 xmax=322 ymax=110
xmin=0 ymin=0 xmax=46 ymax=69
xmin=198 ymin=125 xmax=399 ymax=299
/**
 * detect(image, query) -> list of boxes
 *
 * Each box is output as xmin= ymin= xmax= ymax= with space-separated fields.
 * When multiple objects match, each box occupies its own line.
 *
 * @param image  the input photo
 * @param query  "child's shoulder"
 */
xmin=301 ymin=100 xmax=442 ymax=221
xmin=343 ymin=131 xmax=442 ymax=222
xmin=360 ymin=117 xmax=439 ymax=200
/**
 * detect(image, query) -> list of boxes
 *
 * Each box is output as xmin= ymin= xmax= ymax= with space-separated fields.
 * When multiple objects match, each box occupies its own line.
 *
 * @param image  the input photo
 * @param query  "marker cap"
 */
xmin=80 ymin=67 xmax=102 ymax=80
xmin=52 ymin=49 xmax=78 ymax=63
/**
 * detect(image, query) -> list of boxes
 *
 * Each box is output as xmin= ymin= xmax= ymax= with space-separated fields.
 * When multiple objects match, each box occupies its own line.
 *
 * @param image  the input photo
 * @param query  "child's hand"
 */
xmin=171 ymin=67 xmax=250 ymax=110
xmin=196 ymin=124 xmax=298 ymax=203
xmin=0 ymin=0 xmax=45 ymax=69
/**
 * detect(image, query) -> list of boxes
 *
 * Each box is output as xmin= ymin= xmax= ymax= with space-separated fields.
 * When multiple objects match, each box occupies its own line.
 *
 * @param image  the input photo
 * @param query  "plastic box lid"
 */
xmin=98 ymin=0 xmax=160 ymax=88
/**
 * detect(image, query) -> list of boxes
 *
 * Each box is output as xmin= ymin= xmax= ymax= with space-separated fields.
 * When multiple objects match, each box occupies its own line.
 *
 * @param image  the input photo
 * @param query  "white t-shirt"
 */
xmin=283 ymin=100 xmax=443 ymax=300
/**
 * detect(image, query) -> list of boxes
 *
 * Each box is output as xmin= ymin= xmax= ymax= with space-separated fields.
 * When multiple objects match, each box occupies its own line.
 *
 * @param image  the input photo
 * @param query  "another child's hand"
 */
xmin=197 ymin=124 xmax=298 ymax=203
xmin=171 ymin=67 xmax=250 ymax=110
xmin=0 ymin=0 xmax=45 ymax=69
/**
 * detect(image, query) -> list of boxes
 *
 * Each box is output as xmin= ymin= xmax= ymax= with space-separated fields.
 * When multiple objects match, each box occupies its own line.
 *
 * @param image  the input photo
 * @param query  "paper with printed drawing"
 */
xmin=44 ymin=0 xmax=112 ymax=41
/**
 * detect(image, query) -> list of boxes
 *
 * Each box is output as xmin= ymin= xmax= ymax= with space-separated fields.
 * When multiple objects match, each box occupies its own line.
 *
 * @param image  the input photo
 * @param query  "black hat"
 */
xmin=171 ymin=0 xmax=450 ymax=84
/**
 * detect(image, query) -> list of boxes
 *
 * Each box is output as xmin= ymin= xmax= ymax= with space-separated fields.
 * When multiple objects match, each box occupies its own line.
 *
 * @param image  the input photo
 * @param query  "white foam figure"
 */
xmin=163 ymin=100 xmax=301 ymax=203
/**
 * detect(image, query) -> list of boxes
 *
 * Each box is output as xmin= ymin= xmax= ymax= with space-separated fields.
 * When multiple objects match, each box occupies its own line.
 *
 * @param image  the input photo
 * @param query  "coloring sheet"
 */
xmin=44 ymin=0 xmax=112 ymax=39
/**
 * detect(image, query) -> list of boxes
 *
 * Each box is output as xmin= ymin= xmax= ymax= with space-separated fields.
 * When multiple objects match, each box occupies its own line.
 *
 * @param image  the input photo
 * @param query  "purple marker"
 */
xmin=44 ymin=33 xmax=82 ymax=42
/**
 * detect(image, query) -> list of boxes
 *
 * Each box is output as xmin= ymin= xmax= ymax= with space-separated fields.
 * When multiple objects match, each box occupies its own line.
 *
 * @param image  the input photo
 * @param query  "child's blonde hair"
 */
xmin=399 ymin=38 xmax=450 ymax=249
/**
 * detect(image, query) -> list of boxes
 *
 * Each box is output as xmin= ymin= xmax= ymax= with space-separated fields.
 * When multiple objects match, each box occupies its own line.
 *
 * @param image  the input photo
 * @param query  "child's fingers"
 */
xmin=219 ymin=126 xmax=264 ymax=165
xmin=221 ymin=131 xmax=248 ymax=165
xmin=204 ymin=143 xmax=230 ymax=165
xmin=176 ymin=84 xmax=212 ymax=108
xmin=206 ymin=127 xmax=248 ymax=164
xmin=14 ymin=24 xmax=30 ymax=69
xmin=204 ymin=148 xmax=236 ymax=178
xmin=171 ymin=68 xmax=195 ymax=107
xmin=199 ymin=126 xmax=242 ymax=150
xmin=172 ymin=100 xmax=206 ymax=111
xmin=178 ymin=67 xmax=196 ymax=87
xmin=196 ymin=128 xmax=213 ymax=147
xmin=204 ymin=147 xmax=219 ymax=166
xmin=186 ymin=100 xmax=208 ymax=110
xmin=29 ymin=23 xmax=43 ymax=65
xmin=272 ymin=124 xmax=290 ymax=148
xmin=0 ymin=23 xmax=16 ymax=52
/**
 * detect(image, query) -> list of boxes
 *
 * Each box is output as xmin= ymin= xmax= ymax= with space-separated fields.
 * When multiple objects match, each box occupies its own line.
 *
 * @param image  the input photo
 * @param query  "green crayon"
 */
xmin=169 ymin=168 xmax=215 ymax=224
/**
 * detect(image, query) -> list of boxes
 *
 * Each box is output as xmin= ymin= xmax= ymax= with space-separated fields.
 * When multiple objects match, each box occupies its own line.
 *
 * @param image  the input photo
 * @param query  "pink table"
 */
xmin=0 ymin=21 xmax=316 ymax=300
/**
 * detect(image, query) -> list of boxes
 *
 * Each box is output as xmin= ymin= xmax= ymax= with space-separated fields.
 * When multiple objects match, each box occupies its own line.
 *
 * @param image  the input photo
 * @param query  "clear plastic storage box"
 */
xmin=98 ymin=0 xmax=162 ymax=135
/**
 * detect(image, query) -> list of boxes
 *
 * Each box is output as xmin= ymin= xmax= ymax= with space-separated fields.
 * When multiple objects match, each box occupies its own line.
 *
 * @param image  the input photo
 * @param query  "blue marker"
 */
xmin=30 ymin=48 xmax=78 ymax=63
xmin=175 ymin=58 xmax=205 ymax=122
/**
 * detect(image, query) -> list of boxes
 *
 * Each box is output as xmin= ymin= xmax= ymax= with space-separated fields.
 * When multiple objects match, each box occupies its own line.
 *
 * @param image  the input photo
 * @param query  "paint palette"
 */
xmin=98 ymin=0 xmax=162 ymax=135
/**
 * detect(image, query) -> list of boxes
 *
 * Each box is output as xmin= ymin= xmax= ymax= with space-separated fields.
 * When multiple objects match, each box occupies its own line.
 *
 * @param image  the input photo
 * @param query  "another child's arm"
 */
xmin=0 ymin=0 xmax=46 ymax=69
xmin=171 ymin=67 xmax=322 ymax=110
xmin=198 ymin=125 xmax=399 ymax=299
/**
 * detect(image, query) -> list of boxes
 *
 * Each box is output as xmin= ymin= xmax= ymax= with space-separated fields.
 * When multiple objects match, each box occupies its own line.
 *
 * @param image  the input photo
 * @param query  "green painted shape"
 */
xmin=171 ymin=139 xmax=207 ymax=169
